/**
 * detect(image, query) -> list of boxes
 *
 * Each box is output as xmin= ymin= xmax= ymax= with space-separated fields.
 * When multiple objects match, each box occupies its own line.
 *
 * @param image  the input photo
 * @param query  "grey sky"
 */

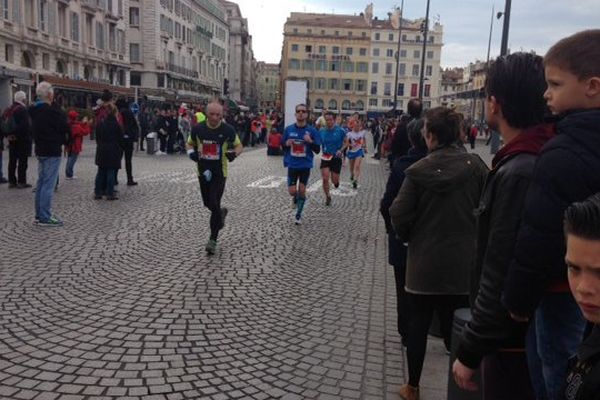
xmin=236 ymin=0 xmax=600 ymax=67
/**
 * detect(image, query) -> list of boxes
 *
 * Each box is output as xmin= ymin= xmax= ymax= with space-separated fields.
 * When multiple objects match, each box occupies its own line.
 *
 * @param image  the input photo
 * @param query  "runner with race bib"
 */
xmin=345 ymin=119 xmax=367 ymax=189
xmin=319 ymin=111 xmax=346 ymax=206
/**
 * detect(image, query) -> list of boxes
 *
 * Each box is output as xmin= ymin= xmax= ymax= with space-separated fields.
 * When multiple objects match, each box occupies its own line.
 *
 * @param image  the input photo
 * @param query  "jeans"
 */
xmin=65 ymin=153 xmax=78 ymax=178
xmin=35 ymin=156 xmax=61 ymax=222
xmin=526 ymin=292 xmax=586 ymax=400
xmin=95 ymin=167 xmax=116 ymax=197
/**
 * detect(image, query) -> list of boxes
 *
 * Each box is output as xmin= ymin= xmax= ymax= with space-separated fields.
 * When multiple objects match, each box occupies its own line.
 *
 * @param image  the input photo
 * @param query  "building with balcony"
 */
xmin=256 ymin=61 xmax=279 ymax=111
xmin=0 ymin=0 xmax=131 ymax=109
xmin=281 ymin=12 xmax=372 ymax=115
xmin=129 ymin=0 xmax=229 ymax=103
xmin=221 ymin=0 xmax=254 ymax=106
xmin=369 ymin=16 xmax=443 ymax=112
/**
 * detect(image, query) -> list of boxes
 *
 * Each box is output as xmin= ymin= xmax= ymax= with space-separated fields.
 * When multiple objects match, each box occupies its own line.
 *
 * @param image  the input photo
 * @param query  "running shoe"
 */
xmin=325 ymin=196 xmax=332 ymax=206
xmin=352 ymin=180 xmax=358 ymax=189
xmin=205 ymin=239 xmax=217 ymax=255
xmin=36 ymin=216 xmax=63 ymax=227
xmin=294 ymin=214 xmax=302 ymax=225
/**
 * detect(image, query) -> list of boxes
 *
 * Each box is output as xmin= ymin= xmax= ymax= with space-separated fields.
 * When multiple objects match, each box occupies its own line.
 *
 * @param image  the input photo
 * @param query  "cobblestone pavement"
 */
xmin=0 ymin=140 xmax=425 ymax=400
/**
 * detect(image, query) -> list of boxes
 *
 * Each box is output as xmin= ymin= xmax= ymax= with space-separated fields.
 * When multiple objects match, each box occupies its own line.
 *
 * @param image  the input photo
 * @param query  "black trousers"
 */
xmin=123 ymin=141 xmax=134 ymax=182
xmin=159 ymin=134 xmax=168 ymax=152
xmin=406 ymin=293 xmax=467 ymax=387
xmin=389 ymin=234 xmax=409 ymax=338
xmin=199 ymin=175 xmax=226 ymax=240
xmin=8 ymin=141 xmax=30 ymax=185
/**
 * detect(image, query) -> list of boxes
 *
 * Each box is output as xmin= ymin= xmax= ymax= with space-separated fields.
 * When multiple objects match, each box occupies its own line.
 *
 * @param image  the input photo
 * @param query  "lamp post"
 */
xmin=392 ymin=0 xmax=404 ymax=112
xmin=499 ymin=0 xmax=512 ymax=56
xmin=418 ymin=0 xmax=431 ymax=101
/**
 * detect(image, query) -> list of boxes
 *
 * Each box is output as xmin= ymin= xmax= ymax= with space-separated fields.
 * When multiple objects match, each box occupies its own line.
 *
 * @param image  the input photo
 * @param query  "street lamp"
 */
xmin=392 ymin=0 xmax=405 ymax=112
xmin=418 ymin=0 xmax=431 ymax=101
xmin=499 ymin=0 xmax=512 ymax=56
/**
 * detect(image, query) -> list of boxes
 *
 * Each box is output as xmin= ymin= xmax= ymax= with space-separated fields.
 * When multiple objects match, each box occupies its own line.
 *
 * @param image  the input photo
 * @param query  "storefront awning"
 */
xmin=41 ymin=75 xmax=134 ymax=96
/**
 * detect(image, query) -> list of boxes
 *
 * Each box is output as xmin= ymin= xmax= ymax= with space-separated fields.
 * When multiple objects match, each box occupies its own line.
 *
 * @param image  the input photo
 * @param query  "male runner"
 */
xmin=282 ymin=103 xmax=321 ymax=225
xmin=187 ymin=102 xmax=242 ymax=254
xmin=319 ymin=111 xmax=345 ymax=206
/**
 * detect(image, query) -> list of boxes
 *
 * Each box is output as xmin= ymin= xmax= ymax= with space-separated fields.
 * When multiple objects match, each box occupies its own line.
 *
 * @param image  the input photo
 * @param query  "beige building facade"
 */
xmin=256 ymin=61 xmax=279 ymax=111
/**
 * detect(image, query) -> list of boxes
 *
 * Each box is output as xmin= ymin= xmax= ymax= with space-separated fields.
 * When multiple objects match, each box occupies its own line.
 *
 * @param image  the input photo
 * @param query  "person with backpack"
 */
xmin=3 ymin=91 xmax=32 ymax=188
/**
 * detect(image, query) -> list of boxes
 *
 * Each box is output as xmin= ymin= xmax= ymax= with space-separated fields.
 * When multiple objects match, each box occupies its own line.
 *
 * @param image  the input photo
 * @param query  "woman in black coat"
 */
xmin=94 ymin=103 xmax=123 ymax=200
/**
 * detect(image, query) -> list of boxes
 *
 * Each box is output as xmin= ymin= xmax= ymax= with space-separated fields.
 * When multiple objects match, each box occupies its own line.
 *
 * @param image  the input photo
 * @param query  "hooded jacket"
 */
xmin=503 ymin=109 xmax=600 ymax=316
xmin=29 ymin=102 xmax=70 ymax=157
xmin=564 ymin=325 xmax=600 ymax=400
xmin=390 ymin=145 xmax=488 ymax=295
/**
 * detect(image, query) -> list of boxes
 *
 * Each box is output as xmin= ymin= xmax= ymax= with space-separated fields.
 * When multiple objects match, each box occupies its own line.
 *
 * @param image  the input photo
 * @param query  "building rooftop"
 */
xmin=286 ymin=13 xmax=371 ymax=29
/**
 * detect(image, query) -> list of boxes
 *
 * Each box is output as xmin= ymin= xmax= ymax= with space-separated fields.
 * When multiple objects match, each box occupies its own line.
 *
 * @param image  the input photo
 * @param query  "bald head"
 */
xmin=206 ymin=102 xmax=223 ymax=127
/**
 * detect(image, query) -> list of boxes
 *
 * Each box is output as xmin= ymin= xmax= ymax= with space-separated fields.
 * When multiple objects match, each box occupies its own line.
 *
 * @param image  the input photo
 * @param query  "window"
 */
xmin=356 ymin=100 xmax=364 ymax=110
xmin=316 ymin=60 xmax=327 ymax=71
xmin=328 ymin=99 xmax=337 ymax=109
xmin=370 ymin=81 xmax=378 ymax=95
xmin=348 ymin=31 xmax=352 ymax=37
xmin=346 ymin=47 xmax=353 ymax=55
xmin=341 ymin=100 xmax=351 ymax=110
xmin=330 ymin=61 xmax=340 ymax=71
xmin=305 ymin=45 xmax=312 ymax=53
xmin=389 ymin=33 xmax=394 ymax=41
xmin=384 ymin=82 xmax=391 ymax=96
xmin=426 ymin=65 xmax=433 ymax=76
xmin=369 ymin=98 xmax=377 ymax=107
xmin=129 ymin=72 xmax=141 ymax=86
xmin=373 ymin=48 xmax=380 ymax=57
xmin=291 ymin=44 xmax=298 ymax=52
xmin=387 ymin=49 xmax=394 ymax=58
xmin=315 ymin=98 xmax=324 ymax=108
xmin=42 ymin=53 xmax=49 ymax=69
xmin=302 ymin=59 xmax=314 ymax=70
xmin=397 ymin=83 xmax=404 ymax=96
xmin=427 ymin=50 xmax=434 ymax=59
xmin=416 ymin=35 xmax=421 ymax=42
xmin=397 ymin=100 xmax=404 ymax=108
xmin=429 ymin=36 xmax=434 ymax=43
xmin=383 ymin=99 xmax=392 ymax=107
xmin=288 ymin=59 xmax=300 ymax=69
xmin=39 ymin=0 xmax=47 ymax=31
xmin=424 ymin=84 xmax=431 ymax=97
xmin=129 ymin=7 xmax=140 ymax=26
xmin=362 ymin=32 xmax=366 ymax=37
xmin=411 ymin=83 xmax=418 ymax=97
xmin=307 ymin=28 xmax=312 ymax=34
xmin=343 ymin=61 xmax=354 ymax=73
xmin=58 ymin=3 xmax=67 ymax=37
xmin=96 ymin=22 xmax=104 ymax=49
xmin=71 ymin=12 xmax=80 ymax=42
xmin=332 ymin=46 xmax=339 ymax=54
xmin=357 ymin=62 xmax=368 ymax=73
xmin=321 ymin=29 xmax=325 ymax=35
xmin=399 ymin=63 xmax=406 ymax=76
xmin=371 ymin=62 xmax=379 ymax=74
xmin=414 ymin=50 xmax=420 ymax=59
xmin=329 ymin=78 xmax=338 ymax=90
xmin=385 ymin=63 xmax=392 ymax=75
xmin=400 ymin=49 xmax=407 ymax=58
xmin=343 ymin=79 xmax=352 ymax=91
xmin=375 ymin=32 xmax=380 ymax=40
xmin=130 ymin=43 xmax=140 ymax=62
xmin=402 ymin=34 xmax=407 ymax=41
xmin=356 ymin=80 xmax=366 ymax=92
xmin=293 ymin=28 xmax=298 ymax=33
xmin=3 ymin=0 xmax=8 ymax=20
xmin=412 ymin=64 xmax=419 ymax=76
xmin=335 ymin=30 xmax=339 ymax=36
xmin=316 ymin=78 xmax=326 ymax=89
xmin=5 ymin=44 xmax=13 ymax=63
xmin=318 ymin=45 xmax=326 ymax=54
xmin=359 ymin=48 xmax=367 ymax=56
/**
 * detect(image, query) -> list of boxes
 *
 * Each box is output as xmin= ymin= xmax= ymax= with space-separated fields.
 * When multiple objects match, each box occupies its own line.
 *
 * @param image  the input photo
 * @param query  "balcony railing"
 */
xmin=166 ymin=63 xmax=199 ymax=79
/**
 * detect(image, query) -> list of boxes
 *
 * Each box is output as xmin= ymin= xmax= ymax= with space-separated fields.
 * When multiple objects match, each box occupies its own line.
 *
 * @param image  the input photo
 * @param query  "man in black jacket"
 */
xmin=116 ymin=98 xmax=139 ymax=185
xmin=388 ymin=98 xmax=422 ymax=163
xmin=30 ymin=82 xmax=70 ymax=226
xmin=5 ymin=91 xmax=32 ymax=188
xmin=452 ymin=53 xmax=553 ymax=395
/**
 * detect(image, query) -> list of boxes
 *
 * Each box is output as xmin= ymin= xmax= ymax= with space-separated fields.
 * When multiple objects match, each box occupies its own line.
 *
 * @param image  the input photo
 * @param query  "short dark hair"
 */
xmin=485 ymin=52 xmax=547 ymax=129
xmin=545 ymin=30 xmax=600 ymax=80
xmin=407 ymin=99 xmax=423 ymax=119
xmin=424 ymin=107 xmax=461 ymax=146
xmin=564 ymin=193 xmax=600 ymax=240
xmin=407 ymin=118 xmax=426 ymax=150
xmin=295 ymin=103 xmax=307 ymax=112
xmin=324 ymin=111 xmax=336 ymax=118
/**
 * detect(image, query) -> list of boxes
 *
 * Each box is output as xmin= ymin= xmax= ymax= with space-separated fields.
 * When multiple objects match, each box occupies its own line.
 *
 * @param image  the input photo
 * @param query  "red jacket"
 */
xmin=68 ymin=120 xmax=91 ymax=154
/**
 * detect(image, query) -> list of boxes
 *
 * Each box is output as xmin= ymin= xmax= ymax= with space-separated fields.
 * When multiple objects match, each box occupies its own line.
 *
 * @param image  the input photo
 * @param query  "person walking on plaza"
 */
xmin=563 ymin=194 xmax=600 ymax=400
xmin=451 ymin=53 xmax=554 ymax=397
xmin=4 ymin=91 xmax=32 ymax=188
xmin=282 ymin=103 xmax=321 ymax=225
xmin=94 ymin=103 xmax=123 ymax=200
xmin=389 ymin=107 xmax=488 ymax=400
xmin=30 ymin=81 xmax=70 ymax=226
xmin=380 ymin=118 xmax=427 ymax=346
xmin=345 ymin=118 xmax=367 ymax=189
xmin=319 ymin=111 xmax=345 ymax=206
xmin=154 ymin=107 xmax=170 ymax=155
xmin=116 ymin=98 xmax=139 ymax=186
xmin=138 ymin=106 xmax=151 ymax=151
xmin=65 ymin=110 xmax=91 ymax=180
xmin=502 ymin=30 xmax=600 ymax=400
xmin=187 ymin=101 xmax=242 ymax=255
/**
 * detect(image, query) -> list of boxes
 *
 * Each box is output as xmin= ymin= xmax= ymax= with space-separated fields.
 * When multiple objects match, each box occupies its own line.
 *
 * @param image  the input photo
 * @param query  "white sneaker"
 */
xmin=294 ymin=214 xmax=302 ymax=225
xmin=155 ymin=151 xmax=165 ymax=156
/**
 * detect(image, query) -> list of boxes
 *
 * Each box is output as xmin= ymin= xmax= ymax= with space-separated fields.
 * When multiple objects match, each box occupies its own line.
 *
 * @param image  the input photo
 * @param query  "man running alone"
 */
xmin=187 ymin=102 xmax=242 ymax=255
xmin=319 ymin=111 xmax=345 ymax=206
xmin=282 ymin=103 xmax=321 ymax=225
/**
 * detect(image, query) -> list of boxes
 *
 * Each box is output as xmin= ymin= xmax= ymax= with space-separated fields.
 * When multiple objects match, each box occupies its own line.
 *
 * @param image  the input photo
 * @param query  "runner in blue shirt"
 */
xmin=319 ymin=111 xmax=346 ymax=206
xmin=282 ymin=103 xmax=321 ymax=225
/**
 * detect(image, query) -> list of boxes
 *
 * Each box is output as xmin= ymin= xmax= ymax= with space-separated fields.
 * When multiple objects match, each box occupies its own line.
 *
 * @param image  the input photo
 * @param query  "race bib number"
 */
xmin=291 ymin=140 xmax=306 ymax=158
xmin=201 ymin=141 xmax=220 ymax=160
xmin=350 ymin=138 xmax=363 ymax=152
xmin=321 ymin=153 xmax=333 ymax=161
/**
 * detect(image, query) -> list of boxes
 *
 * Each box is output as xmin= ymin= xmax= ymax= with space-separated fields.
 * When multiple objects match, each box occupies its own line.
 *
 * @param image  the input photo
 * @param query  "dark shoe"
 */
xmin=205 ymin=239 xmax=217 ymax=255
xmin=106 ymin=195 xmax=119 ymax=200
xmin=17 ymin=183 xmax=32 ymax=189
xmin=0 ymin=177 xmax=8 ymax=184
xmin=94 ymin=195 xmax=102 ymax=200
xmin=325 ymin=196 xmax=332 ymax=206
xmin=127 ymin=181 xmax=138 ymax=186
xmin=352 ymin=180 xmax=358 ymax=189
xmin=8 ymin=183 xmax=17 ymax=188
xmin=219 ymin=208 xmax=228 ymax=230
xmin=36 ymin=216 xmax=64 ymax=227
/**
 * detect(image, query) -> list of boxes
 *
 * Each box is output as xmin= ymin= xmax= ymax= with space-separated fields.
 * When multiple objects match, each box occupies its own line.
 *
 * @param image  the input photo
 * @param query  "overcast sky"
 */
xmin=235 ymin=0 xmax=599 ymax=68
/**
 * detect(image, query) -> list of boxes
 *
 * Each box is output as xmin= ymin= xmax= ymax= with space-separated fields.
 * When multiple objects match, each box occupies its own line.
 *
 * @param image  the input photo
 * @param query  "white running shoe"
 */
xmin=294 ymin=214 xmax=302 ymax=225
